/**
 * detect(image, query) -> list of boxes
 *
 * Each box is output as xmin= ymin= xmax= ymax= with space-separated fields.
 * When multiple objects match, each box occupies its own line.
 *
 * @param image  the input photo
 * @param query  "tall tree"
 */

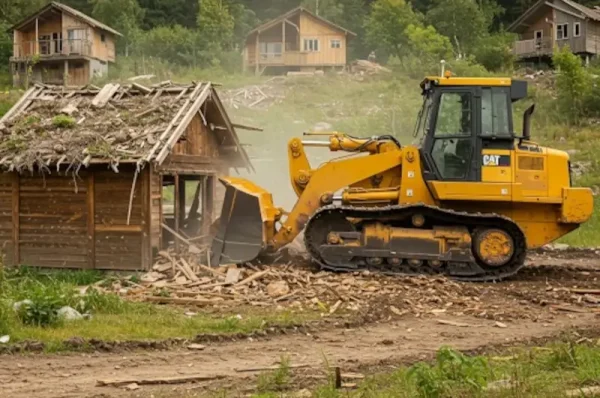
xmin=197 ymin=0 xmax=235 ymax=50
xmin=92 ymin=0 xmax=144 ymax=55
xmin=225 ymin=0 xmax=259 ymax=48
xmin=0 ymin=0 xmax=49 ymax=24
xmin=426 ymin=0 xmax=487 ymax=57
xmin=365 ymin=0 xmax=420 ymax=61
xmin=338 ymin=0 xmax=369 ymax=58
xmin=61 ymin=0 xmax=95 ymax=15
xmin=301 ymin=0 xmax=344 ymax=20
xmin=235 ymin=0 xmax=300 ymax=21
xmin=137 ymin=0 xmax=198 ymax=30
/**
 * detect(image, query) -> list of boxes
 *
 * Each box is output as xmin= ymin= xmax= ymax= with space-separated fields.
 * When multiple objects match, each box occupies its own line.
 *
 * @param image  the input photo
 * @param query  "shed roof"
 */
xmin=508 ymin=0 xmax=600 ymax=32
xmin=247 ymin=7 xmax=356 ymax=37
xmin=0 ymin=81 xmax=252 ymax=173
xmin=9 ymin=2 xmax=122 ymax=37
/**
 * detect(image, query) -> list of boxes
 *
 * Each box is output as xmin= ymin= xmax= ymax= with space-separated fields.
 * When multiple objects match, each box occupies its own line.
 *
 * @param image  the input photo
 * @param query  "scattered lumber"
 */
xmin=92 ymin=83 xmax=120 ymax=107
xmin=96 ymin=244 xmax=600 ymax=320
xmin=436 ymin=319 xmax=473 ymax=328
xmin=570 ymin=288 xmax=600 ymax=295
xmin=97 ymin=374 xmax=224 ymax=387
xmin=144 ymin=296 xmax=221 ymax=306
xmin=234 ymin=364 xmax=311 ymax=373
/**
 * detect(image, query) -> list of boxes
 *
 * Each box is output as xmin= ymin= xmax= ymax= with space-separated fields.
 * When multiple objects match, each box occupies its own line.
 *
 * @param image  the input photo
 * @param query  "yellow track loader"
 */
xmin=210 ymin=75 xmax=594 ymax=281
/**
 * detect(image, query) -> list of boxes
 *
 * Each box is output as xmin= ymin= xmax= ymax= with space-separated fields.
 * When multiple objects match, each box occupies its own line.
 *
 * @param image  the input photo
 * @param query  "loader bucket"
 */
xmin=210 ymin=177 xmax=278 ymax=266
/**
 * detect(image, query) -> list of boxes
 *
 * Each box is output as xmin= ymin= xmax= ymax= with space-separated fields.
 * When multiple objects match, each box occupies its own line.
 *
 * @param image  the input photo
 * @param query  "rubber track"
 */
xmin=304 ymin=204 xmax=527 ymax=282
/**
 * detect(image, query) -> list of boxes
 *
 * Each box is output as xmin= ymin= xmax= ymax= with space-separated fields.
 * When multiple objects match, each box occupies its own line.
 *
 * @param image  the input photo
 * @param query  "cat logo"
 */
xmin=483 ymin=154 xmax=501 ymax=166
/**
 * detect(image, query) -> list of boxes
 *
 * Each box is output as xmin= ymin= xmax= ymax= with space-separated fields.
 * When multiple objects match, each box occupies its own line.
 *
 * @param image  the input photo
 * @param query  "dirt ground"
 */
xmin=1 ymin=250 xmax=599 ymax=398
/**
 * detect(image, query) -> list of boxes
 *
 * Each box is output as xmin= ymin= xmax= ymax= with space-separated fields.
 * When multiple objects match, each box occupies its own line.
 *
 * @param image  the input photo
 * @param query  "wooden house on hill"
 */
xmin=0 ymin=82 xmax=252 ymax=271
xmin=244 ymin=7 xmax=356 ymax=75
xmin=509 ymin=0 xmax=600 ymax=63
xmin=8 ymin=2 xmax=121 ymax=87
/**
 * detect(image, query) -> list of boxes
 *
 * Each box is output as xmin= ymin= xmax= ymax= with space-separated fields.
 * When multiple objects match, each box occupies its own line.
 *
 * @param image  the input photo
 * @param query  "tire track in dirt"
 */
xmin=0 ymin=313 xmax=597 ymax=398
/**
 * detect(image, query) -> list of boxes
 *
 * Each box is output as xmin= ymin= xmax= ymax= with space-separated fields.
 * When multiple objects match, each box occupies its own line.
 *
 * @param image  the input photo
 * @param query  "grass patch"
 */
xmin=51 ymin=114 xmax=76 ymax=128
xmin=0 ymin=266 xmax=318 ymax=351
xmin=559 ymin=197 xmax=600 ymax=247
xmin=246 ymin=340 xmax=600 ymax=398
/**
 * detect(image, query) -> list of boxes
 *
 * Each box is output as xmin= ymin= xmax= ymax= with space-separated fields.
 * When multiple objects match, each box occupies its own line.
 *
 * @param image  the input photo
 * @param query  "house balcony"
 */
xmin=513 ymin=37 xmax=553 ymax=58
xmin=11 ymin=39 xmax=92 ymax=62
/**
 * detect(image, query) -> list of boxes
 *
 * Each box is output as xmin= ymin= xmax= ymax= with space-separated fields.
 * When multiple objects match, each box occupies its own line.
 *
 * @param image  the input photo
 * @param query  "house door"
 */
xmin=534 ymin=30 xmax=543 ymax=50
xmin=52 ymin=32 xmax=63 ymax=54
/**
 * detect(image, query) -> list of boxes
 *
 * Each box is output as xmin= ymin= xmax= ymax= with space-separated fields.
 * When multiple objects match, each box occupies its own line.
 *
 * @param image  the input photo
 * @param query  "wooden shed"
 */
xmin=0 ymin=82 xmax=252 ymax=270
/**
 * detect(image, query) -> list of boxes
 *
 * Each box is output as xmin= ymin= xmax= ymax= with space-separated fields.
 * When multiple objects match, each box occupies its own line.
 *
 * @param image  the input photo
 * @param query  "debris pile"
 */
xmin=350 ymin=60 xmax=392 ymax=75
xmin=223 ymin=78 xmax=287 ymax=110
xmin=98 ymin=251 xmax=600 ymax=322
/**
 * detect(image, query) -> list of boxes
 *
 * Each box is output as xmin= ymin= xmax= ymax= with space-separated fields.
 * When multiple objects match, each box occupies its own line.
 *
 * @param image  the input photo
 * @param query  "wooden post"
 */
xmin=35 ymin=18 xmax=39 ymax=55
xmin=282 ymin=20 xmax=286 ymax=61
xmin=64 ymin=60 xmax=69 ymax=85
xmin=140 ymin=168 xmax=151 ymax=269
xmin=158 ymin=171 xmax=164 ymax=250
xmin=178 ymin=175 xmax=186 ymax=230
xmin=87 ymin=173 xmax=95 ymax=269
xmin=173 ymin=174 xmax=180 ymax=253
xmin=12 ymin=172 xmax=19 ymax=265
xmin=200 ymin=176 xmax=209 ymax=238
xmin=206 ymin=175 xmax=215 ymax=225
xmin=255 ymin=32 xmax=260 ymax=76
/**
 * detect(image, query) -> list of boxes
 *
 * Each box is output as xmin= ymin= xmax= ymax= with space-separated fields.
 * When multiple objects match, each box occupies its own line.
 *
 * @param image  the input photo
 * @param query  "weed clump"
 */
xmin=256 ymin=356 xmax=291 ymax=393
xmin=52 ymin=115 xmax=76 ymax=128
xmin=408 ymin=347 xmax=489 ymax=398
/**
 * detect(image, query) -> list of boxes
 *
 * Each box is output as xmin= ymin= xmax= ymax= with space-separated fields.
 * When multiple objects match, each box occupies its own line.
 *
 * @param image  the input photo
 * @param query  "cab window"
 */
xmin=434 ymin=92 xmax=472 ymax=136
xmin=481 ymin=88 xmax=510 ymax=137
xmin=430 ymin=92 xmax=473 ymax=180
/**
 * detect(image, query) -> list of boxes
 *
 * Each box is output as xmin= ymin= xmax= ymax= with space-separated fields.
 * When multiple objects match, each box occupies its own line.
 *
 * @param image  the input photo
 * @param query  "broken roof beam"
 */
xmin=155 ymin=83 xmax=213 ymax=165
xmin=143 ymin=82 xmax=206 ymax=164
xmin=92 ymin=83 xmax=121 ymax=108
xmin=0 ymin=85 xmax=43 ymax=124
xmin=131 ymin=82 xmax=151 ymax=94
xmin=232 ymin=123 xmax=263 ymax=132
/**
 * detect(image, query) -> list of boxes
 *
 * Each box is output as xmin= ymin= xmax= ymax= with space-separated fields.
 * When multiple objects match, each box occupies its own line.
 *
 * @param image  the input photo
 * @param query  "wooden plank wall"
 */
xmin=19 ymin=173 xmax=88 ymax=268
xmin=94 ymin=170 xmax=144 ymax=270
xmin=299 ymin=13 xmax=347 ymax=66
xmin=173 ymin=114 xmax=220 ymax=157
xmin=67 ymin=60 xmax=90 ymax=86
xmin=0 ymin=169 xmax=152 ymax=270
xmin=0 ymin=174 xmax=13 ymax=264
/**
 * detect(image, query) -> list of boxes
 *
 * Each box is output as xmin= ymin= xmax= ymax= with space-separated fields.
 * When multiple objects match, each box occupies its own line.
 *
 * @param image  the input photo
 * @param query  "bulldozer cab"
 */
xmin=415 ymin=77 xmax=527 ymax=182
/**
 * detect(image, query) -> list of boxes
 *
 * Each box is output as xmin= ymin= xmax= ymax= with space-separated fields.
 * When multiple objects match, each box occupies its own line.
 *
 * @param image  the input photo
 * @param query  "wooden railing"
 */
xmin=513 ymin=37 xmax=553 ymax=57
xmin=12 ymin=39 xmax=92 ymax=59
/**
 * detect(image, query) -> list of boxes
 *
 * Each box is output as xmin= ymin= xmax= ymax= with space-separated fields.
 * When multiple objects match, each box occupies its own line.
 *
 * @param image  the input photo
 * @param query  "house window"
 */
xmin=575 ymin=22 xmax=581 ymax=37
xmin=557 ymin=23 xmax=569 ymax=40
xmin=331 ymin=39 xmax=341 ymax=49
xmin=303 ymin=38 xmax=320 ymax=52
xmin=101 ymin=33 xmax=106 ymax=42
xmin=259 ymin=42 xmax=282 ymax=59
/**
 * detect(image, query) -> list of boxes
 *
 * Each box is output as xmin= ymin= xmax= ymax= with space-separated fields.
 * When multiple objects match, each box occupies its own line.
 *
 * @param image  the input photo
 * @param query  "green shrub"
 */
xmin=15 ymin=295 xmax=63 ymax=327
xmin=553 ymin=46 xmax=590 ymax=126
xmin=472 ymin=32 xmax=516 ymax=72
xmin=52 ymin=115 xmax=76 ymax=128
xmin=0 ymin=299 xmax=11 ymax=335
xmin=408 ymin=347 xmax=489 ymax=398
